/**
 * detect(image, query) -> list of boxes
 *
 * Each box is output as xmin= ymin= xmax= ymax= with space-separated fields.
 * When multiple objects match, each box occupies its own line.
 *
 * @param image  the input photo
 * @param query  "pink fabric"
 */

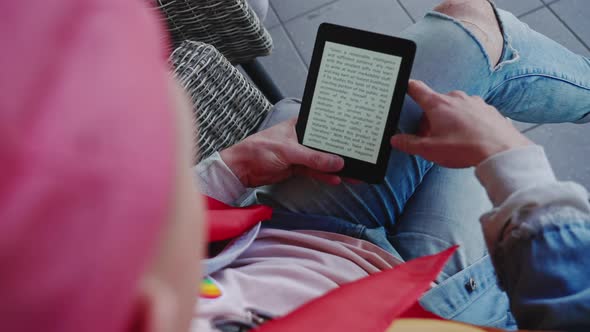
xmin=0 ymin=1 xmax=173 ymax=332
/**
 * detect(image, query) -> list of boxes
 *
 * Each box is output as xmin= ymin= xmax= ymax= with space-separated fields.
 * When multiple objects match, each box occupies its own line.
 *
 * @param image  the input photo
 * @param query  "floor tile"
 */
xmin=494 ymin=0 xmax=544 ymax=17
xmin=398 ymin=0 xmax=440 ymax=22
xmin=270 ymin=0 xmax=335 ymax=22
xmin=284 ymin=0 xmax=413 ymax=66
xmin=259 ymin=25 xmax=308 ymax=98
xmin=525 ymin=123 xmax=590 ymax=189
xmin=520 ymin=7 xmax=590 ymax=56
xmin=265 ymin=4 xmax=281 ymax=29
xmin=550 ymin=0 xmax=590 ymax=48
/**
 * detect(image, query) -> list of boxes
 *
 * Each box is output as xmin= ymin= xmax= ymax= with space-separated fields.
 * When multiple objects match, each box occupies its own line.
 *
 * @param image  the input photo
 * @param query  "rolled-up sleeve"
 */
xmin=476 ymin=145 xmax=590 ymax=331
xmin=193 ymin=152 xmax=247 ymax=204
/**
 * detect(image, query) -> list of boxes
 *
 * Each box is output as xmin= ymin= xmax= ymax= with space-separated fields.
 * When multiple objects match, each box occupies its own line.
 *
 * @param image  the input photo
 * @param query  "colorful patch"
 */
xmin=200 ymin=277 xmax=223 ymax=299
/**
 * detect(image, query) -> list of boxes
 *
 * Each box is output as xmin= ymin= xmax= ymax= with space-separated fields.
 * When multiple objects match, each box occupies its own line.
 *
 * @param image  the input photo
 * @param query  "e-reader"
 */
xmin=296 ymin=23 xmax=416 ymax=183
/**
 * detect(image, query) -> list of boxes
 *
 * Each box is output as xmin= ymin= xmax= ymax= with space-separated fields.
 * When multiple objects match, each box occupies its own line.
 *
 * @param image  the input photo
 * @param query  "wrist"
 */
xmin=479 ymin=136 xmax=534 ymax=163
xmin=219 ymin=143 xmax=252 ymax=186
xmin=476 ymin=145 xmax=556 ymax=206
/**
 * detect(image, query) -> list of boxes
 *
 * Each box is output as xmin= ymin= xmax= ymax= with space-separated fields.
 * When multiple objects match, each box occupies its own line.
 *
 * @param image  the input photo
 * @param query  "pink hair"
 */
xmin=0 ymin=1 xmax=174 ymax=331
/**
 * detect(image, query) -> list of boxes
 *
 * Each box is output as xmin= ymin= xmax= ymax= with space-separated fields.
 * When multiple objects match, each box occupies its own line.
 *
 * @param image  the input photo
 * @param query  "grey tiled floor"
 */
xmin=258 ymin=0 xmax=590 ymax=188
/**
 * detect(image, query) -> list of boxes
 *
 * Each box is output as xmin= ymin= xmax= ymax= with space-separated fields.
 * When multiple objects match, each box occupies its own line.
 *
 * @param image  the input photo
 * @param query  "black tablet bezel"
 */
xmin=296 ymin=23 xmax=416 ymax=184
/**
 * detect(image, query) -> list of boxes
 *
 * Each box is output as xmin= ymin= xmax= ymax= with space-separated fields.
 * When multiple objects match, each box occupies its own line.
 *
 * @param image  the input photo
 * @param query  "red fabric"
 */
xmin=257 ymin=246 xmax=457 ymax=332
xmin=205 ymin=197 xmax=273 ymax=242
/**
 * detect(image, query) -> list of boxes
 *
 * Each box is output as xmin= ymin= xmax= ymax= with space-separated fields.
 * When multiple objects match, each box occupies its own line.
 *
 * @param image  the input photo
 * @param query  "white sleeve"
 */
xmin=193 ymin=152 xmax=247 ymax=204
xmin=475 ymin=145 xmax=590 ymax=251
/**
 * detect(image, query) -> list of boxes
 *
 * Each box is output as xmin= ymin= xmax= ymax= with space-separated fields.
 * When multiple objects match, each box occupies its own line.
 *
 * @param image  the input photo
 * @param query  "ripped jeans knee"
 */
xmin=434 ymin=0 xmax=504 ymax=66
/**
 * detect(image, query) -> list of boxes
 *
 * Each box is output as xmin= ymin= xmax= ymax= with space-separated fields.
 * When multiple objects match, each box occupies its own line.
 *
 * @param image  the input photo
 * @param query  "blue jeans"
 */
xmin=242 ymin=6 xmax=590 ymax=329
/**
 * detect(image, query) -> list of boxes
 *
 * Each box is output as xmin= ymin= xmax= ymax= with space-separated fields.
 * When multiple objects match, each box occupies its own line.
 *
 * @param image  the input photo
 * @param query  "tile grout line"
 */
xmin=516 ymin=4 xmax=546 ymax=19
xmin=282 ymin=27 xmax=311 ymax=69
xmin=396 ymin=0 xmax=416 ymax=24
xmin=266 ymin=5 xmax=281 ymax=29
xmin=269 ymin=1 xmax=311 ymax=70
xmin=544 ymin=2 xmax=590 ymax=52
xmin=280 ymin=0 xmax=342 ymax=26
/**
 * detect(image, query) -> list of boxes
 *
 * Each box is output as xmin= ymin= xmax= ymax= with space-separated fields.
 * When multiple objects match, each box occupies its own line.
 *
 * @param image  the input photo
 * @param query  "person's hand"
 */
xmin=219 ymin=117 xmax=345 ymax=187
xmin=391 ymin=80 xmax=533 ymax=168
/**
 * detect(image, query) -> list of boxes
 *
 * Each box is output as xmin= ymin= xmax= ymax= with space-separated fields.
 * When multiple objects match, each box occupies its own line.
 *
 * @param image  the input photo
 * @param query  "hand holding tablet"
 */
xmin=296 ymin=23 xmax=416 ymax=183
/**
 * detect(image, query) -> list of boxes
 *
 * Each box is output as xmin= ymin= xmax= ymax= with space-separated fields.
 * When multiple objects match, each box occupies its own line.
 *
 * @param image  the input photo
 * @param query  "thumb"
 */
xmin=391 ymin=134 xmax=429 ymax=155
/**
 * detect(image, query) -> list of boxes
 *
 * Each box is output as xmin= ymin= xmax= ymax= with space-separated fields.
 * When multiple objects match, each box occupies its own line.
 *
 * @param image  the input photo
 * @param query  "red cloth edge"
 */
xmin=256 ymin=246 xmax=458 ymax=332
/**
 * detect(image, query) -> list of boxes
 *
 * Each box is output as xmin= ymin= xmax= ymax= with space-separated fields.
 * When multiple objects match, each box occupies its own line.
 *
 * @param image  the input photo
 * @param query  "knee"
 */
xmin=434 ymin=0 xmax=503 ymax=66
xmin=434 ymin=0 xmax=493 ymax=20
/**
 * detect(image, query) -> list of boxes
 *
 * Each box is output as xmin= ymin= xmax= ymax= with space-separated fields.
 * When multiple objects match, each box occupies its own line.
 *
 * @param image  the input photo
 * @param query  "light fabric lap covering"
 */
xmin=255 ymin=247 xmax=457 ymax=332
xmin=0 ymin=1 xmax=174 ymax=331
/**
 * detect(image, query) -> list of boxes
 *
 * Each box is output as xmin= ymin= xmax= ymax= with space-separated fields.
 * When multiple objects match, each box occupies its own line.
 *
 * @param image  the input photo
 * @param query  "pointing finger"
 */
xmin=408 ymin=80 xmax=442 ymax=113
xmin=391 ymin=134 xmax=427 ymax=156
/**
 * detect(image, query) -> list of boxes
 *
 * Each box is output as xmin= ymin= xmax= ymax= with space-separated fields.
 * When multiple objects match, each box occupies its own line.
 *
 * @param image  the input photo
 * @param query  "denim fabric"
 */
xmin=243 ymin=7 xmax=590 ymax=330
xmin=493 ymin=207 xmax=590 ymax=331
xmin=419 ymin=255 xmax=516 ymax=328
xmin=485 ymin=8 xmax=590 ymax=124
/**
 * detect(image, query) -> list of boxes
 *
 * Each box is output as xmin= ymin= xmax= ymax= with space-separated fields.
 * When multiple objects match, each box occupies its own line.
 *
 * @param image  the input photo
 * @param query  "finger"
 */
xmin=408 ymin=80 xmax=442 ymax=112
xmin=417 ymin=116 xmax=431 ymax=136
xmin=343 ymin=177 xmax=363 ymax=185
xmin=448 ymin=90 xmax=468 ymax=98
xmin=391 ymin=134 xmax=428 ymax=155
xmin=295 ymin=167 xmax=342 ymax=185
xmin=288 ymin=144 xmax=345 ymax=173
xmin=310 ymin=172 xmax=342 ymax=186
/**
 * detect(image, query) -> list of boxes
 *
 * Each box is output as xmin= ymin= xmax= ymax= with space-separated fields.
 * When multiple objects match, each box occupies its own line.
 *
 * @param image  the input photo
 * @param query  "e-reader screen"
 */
xmin=302 ymin=42 xmax=402 ymax=164
xmin=297 ymin=23 xmax=416 ymax=183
